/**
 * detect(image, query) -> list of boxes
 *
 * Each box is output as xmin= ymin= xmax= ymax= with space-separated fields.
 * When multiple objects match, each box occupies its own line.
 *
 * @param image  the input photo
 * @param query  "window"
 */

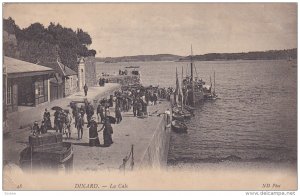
xmin=38 ymin=85 xmax=44 ymax=96
xmin=35 ymin=78 xmax=45 ymax=97
xmin=7 ymin=83 xmax=12 ymax=105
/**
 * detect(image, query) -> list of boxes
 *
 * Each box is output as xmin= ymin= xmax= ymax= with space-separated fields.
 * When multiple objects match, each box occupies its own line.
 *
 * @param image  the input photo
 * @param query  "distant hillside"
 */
xmin=97 ymin=49 xmax=297 ymax=63
xmin=179 ymin=48 xmax=297 ymax=61
xmin=96 ymin=54 xmax=183 ymax=63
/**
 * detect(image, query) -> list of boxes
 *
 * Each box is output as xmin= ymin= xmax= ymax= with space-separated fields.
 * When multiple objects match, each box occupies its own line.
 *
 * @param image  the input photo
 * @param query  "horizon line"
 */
xmin=96 ymin=48 xmax=297 ymax=58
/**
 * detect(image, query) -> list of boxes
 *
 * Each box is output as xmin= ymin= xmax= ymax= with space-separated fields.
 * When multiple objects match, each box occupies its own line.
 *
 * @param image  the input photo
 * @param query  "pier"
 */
xmin=73 ymin=100 xmax=171 ymax=171
xmin=3 ymin=82 xmax=172 ymax=171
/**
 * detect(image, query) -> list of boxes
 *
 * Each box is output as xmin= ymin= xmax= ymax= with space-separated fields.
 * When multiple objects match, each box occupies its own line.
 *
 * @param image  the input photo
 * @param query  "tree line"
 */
xmin=3 ymin=17 xmax=96 ymax=71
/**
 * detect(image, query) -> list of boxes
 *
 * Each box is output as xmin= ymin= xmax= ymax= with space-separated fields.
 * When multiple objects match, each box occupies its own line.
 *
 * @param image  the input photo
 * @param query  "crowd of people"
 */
xmin=31 ymin=85 xmax=175 ymax=148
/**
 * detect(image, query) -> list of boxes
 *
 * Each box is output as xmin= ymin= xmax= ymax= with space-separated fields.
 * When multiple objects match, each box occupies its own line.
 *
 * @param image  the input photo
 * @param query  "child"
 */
xmin=32 ymin=121 xmax=40 ymax=136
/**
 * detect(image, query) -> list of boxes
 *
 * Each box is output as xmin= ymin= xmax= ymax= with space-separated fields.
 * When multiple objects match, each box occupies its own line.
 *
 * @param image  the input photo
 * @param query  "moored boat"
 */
xmin=171 ymin=120 xmax=188 ymax=133
xmin=125 ymin=65 xmax=140 ymax=69
xmin=203 ymin=71 xmax=218 ymax=100
xmin=183 ymin=105 xmax=196 ymax=112
xmin=173 ymin=105 xmax=194 ymax=115
xmin=172 ymin=112 xmax=185 ymax=121
xmin=172 ymin=67 xmax=194 ymax=121
xmin=172 ymin=110 xmax=192 ymax=120
xmin=181 ymin=45 xmax=218 ymax=105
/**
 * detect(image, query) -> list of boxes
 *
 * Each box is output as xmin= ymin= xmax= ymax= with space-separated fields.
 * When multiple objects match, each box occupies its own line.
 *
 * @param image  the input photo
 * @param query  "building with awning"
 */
xmin=4 ymin=56 xmax=54 ymax=112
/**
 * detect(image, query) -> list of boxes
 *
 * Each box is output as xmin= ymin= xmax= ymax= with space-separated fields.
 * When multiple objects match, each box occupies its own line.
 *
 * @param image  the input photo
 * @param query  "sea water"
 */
xmin=97 ymin=60 xmax=297 ymax=165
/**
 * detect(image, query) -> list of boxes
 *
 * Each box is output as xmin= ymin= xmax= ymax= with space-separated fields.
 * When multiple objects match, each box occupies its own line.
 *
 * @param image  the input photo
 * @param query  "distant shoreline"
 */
xmin=96 ymin=48 xmax=297 ymax=63
xmin=95 ymin=58 xmax=297 ymax=64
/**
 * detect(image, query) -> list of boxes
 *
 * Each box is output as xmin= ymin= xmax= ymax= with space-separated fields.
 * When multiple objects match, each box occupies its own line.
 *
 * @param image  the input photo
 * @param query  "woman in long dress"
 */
xmin=100 ymin=117 xmax=113 ymax=147
xmin=88 ymin=118 xmax=100 ymax=147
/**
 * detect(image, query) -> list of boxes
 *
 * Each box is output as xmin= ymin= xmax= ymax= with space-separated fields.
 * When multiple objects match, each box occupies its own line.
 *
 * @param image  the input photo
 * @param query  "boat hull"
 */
xmin=171 ymin=120 xmax=188 ymax=133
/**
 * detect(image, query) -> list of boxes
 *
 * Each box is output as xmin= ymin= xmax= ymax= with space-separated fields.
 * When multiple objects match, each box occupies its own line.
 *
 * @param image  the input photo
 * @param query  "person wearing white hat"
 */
xmin=105 ymin=107 xmax=110 ymax=117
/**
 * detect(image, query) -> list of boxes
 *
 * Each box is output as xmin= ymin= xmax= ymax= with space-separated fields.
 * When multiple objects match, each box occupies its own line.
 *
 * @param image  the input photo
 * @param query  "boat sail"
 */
xmin=180 ymin=45 xmax=218 ymax=105
xmin=171 ymin=68 xmax=191 ymax=133
xmin=174 ymin=67 xmax=184 ymax=107
xmin=203 ymin=70 xmax=218 ymax=100
xmin=183 ymin=45 xmax=204 ymax=106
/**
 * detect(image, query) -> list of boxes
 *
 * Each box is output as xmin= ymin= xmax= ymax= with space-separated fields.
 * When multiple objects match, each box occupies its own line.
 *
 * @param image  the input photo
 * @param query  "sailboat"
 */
xmin=171 ymin=68 xmax=192 ymax=133
xmin=182 ymin=45 xmax=205 ymax=106
xmin=172 ymin=67 xmax=193 ymax=121
xmin=203 ymin=71 xmax=218 ymax=100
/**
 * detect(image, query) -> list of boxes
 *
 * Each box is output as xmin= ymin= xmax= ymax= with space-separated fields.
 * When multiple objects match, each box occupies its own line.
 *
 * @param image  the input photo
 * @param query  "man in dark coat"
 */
xmin=97 ymin=104 xmax=104 ymax=123
xmin=124 ymin=97 xmax=129 ymax=112
xmin=79 ymin=105 xmax=86 ymax=121
xmin=137 ymin=99 xmax=143 ymax=117
xmin=59 ymin=111 xmax=66 ymax=134
xmin=153 ymin=93 xmax=158 ymax=105
xmin=54 ymin=110 xmax=60 ymax=132
xmin=55 ymin=111 xmax=64 ymax=133
xmin=109 ymin=95 xmax=114 ymax=107
xmin=43 ymin=108 xmax=52 ymax=130
xmin=99 ymin=78 xmax=102 ymax=86
xmin=86 ymin=103 xmax=94 ymax=127
xmin=115 ymin=106 xmax=122 ymax=124
xmin=75 ymin=113 xmax=84 ymax=139
xmin=88 ymin=117 xmax=100 ymax=147
xmin=84 ymin=84 xmax=88 ymax=96
xmin=72 ymin=105 xmax=79 ymax=126
xmin=40 ymin=120 xmax=47 ymax=134
xmin=132 ymin=99 xmax=138 ymax=117
xmin=102 ymin=78 xmax=106 ymax=86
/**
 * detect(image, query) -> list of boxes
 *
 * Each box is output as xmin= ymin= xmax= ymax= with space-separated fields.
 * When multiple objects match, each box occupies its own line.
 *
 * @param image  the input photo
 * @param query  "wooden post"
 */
xmin=130 ymin=144 xmax=134 ymax=170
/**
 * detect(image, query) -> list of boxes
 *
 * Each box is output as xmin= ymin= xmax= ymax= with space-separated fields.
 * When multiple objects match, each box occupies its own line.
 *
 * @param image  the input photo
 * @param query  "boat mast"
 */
xmin=175 ymin=67 xmax=179 ymax=105
xmin=191 ymin=45 xmax=195 ymax=106
xmin=182 ymin=66 xmax=184 ymax=84
xmin=213 ymin=71 xmax=216 ymax=95
xmin=190 ymin=45 xmax=194 ymax=82
xmin=181 ymin=66 xmax=184 ymax=108
xmin=186 ymin=64 xmax=188 ymax=78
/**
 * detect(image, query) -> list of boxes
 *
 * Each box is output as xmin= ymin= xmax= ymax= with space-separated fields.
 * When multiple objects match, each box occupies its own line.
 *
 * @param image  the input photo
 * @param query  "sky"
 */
xmin=3 ymin=3 xmax=297 ymax=57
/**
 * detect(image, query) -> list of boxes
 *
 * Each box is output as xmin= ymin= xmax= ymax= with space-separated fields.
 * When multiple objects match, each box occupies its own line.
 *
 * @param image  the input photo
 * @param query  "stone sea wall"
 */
xmin=139 ymin=113 xmax=171 ymax=169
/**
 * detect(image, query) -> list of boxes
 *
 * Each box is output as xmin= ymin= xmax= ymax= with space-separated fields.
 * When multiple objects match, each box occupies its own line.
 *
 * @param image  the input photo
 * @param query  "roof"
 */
xmin=4 ymin=56 xmax=54 ymax=78
xmin=50 ymin=73 xmax=63 ymax=84
xmin=42 ymin=61 xmax=77 ymax=76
